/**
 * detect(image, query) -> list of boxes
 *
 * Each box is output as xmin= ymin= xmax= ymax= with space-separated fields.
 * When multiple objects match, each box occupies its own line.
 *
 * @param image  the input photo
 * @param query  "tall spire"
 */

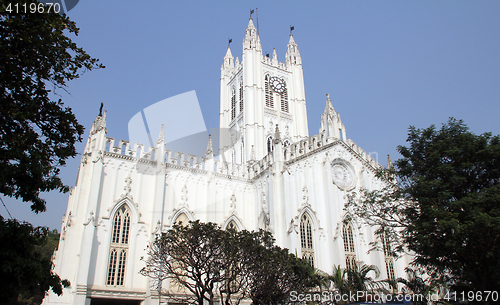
xmin=246 ymin=18 xmax=256 ymax=36
xmin=90 ymin=109 xmax=106 ymax=135
xmin=272 ymin=48 xmax=278 ymax=65
xmin=325 ymin=93 xmax=335 ymax=115
xmin=243 ymin=18 xmax=260 ymax=50
xmin=387 ymin=154 xmax=393 ymax=169
xmin=223 ymin=46 xmax=234 ymax=68
xmin=286 ymin=33 xmax=302 ymax=66
xmin=320 ymin=93 xmax=346 ymax=140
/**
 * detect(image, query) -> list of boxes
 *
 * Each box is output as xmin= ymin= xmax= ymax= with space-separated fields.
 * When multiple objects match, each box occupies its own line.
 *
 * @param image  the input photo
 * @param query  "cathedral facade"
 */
xmin=44 ymin=18 xmax=409 ymax=305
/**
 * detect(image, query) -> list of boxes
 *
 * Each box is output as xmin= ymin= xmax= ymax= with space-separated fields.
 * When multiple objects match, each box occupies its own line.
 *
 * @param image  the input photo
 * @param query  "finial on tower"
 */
xmin=325 ymin=93 xmax=334 ymax=112
xmin=224 ymin=46 xmax=234 ymax=68
xmin=387 ymin=154 xmax=393 ymax=169
xmin=205 ymin=134 xmax=214 ymax=157
xmin=286 ymin=29 xmax=301 ymax=65
xmin=157 ymin=124 xmax=165 ymax=144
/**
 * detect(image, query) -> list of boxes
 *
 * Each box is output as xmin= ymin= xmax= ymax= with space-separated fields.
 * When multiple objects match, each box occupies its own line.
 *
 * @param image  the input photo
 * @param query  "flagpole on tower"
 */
xmin=256 ymin=8 xmax=259 ymax=36
xmin=250 ymin=8 xmax=259 ymax=36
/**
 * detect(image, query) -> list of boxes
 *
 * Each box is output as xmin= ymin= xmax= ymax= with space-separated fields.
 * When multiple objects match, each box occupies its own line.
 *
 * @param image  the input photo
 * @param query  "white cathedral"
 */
xmin=44 ymin=18 xmax=410 ymax=305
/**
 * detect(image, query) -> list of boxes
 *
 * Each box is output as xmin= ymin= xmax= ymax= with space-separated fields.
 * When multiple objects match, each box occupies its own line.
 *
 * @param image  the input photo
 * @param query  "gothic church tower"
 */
xmin=219 ymin=18 xmax=309 ymax=164
xmin=43 ymin=17 xmax=411 ymax=305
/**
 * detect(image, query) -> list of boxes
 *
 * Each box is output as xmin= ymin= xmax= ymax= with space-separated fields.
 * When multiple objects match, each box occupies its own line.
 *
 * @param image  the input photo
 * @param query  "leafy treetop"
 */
xmin=0 ymin=0 xmax=104 ymax=212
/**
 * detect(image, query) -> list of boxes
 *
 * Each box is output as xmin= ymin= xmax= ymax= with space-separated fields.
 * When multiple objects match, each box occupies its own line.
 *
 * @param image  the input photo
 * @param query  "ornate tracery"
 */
xmin=107 ymin=204 xmax=131 ymax=286
xmin=265 ymin=75 xmax=274 ymax=108
xmin=231 ymin=87 xmax=236 ymax=120
xmin=342 ymin=222 xmax=356 ymax=270
xmin=382 ymin=230 xmax=396 ymax=281
xmin=300 ymin=213 xmax=314 ymax=267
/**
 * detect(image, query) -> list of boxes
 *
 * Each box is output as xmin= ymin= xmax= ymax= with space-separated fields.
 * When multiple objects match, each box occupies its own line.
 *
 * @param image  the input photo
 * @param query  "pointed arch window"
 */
xmin=265 ymin=75 xmax=274 ymax=108
xmin=231 ymin=88 xmax=236 ymax=121
xmin=107 ymin=205 xmax=131 ymax=286
xmin=382 ymin=229 xmax=396 ymax=282
xmin=239 ymin=81 xmax=244 ymax=113
xmin=226 ymin=220 xmax=238 ymax=231
xmin=300 ymin=214 xmax=314 ymax=267
xmin=342 ymin=222 xmax=356 ymax=270
xmin=175 ymin=213 xmax=189 ymax=226
xmin=267 ymin=136 xmax=274 ymax=154
xmin=281 ymin=86 xmax=289 ymax=113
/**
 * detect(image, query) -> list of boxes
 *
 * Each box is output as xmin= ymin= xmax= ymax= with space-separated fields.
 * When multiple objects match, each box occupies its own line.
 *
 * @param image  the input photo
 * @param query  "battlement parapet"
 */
xmin=105 ymin=137 xmax=254 ymax=179
xmin=282 ymin=132 xmax=383 ymax=171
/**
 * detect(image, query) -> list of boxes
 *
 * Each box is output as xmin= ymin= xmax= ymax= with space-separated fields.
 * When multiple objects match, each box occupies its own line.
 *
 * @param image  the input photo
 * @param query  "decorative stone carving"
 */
xmin=180 ymin=184 xmax=188 ymax=208
xmin=229 ymin=193 xmax=237 ymax=215
xmin=331 ymin=159 xmax=356 ymax=190
xmin=83 ymin=211 xmax=97 ymax=227
xmin=287 ymin=217 xmax=298 ymax=234
xmin=92 ymin=150 xmax=104 ymax=163
xmin=301 ymin=186 xmax=310 ymax=207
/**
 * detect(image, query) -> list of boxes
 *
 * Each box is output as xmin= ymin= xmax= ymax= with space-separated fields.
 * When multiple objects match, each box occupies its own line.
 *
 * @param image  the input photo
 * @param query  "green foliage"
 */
xmin=396 ymin=118 xmax=500 ymax=292
xmin=0 ymin=1 xmax=102 ymax=302
xmin=346 ymin=118 xmax=500 ymax=294
xmin=141 ymin=221 xmax=318 ymax=305
xmin=321 ymin=262 xmax=382 ymax=305
xmin=346 ymin=185 xmax=408 ymax=257
xmin=0 ymin=0 xmax=103 ymax=212
xmin=345 ymin=261 xmax=381 ymax=293
xmin=248 ymin=243 xmax=319 ymax=305
xmin=0 ymin=216 xmax=68 ymax=304
xmin=397 ymin=268 xmax=444 ymax=305
xmin=328 ymin=263 xmax=380 ymax=293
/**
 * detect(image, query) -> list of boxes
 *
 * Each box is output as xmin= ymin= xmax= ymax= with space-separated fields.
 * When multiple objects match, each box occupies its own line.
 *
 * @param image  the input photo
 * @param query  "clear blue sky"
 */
xmin=2 ymin=1 xmax=499 ymax=230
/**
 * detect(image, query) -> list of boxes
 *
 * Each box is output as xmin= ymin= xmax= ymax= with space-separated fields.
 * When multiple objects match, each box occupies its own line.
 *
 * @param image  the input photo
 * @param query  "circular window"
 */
xmin=331 ymin=159 xmax=356 ymax=190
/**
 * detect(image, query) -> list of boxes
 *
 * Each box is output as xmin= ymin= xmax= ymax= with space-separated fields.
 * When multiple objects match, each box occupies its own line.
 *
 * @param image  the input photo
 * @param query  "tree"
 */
xmin=0 ymin=0 xmax=103 ymax=212
xmin=327 ymin=265 xmax=349 ymax=304
xmin=0 ymin=0 xmax=103 ymax=302
xmin=346 ymin=118 xmax=500 ymax=297
xmin=141 ymin=221 xmax=225 ymax=305
xmin=397 ymin=267 xmax=444 ymax=305
xmin=247 ymin=244 xmax=319 ymax=305
xmin=0 ymin=216 xmax=69 ymax=304
xmin=325 ymin=262 xmax=381 ymax=304
xmin=141 ymin=220 xmax=318 ymax=305
xmin=345 ymin=261 xmax=381 ymax=294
